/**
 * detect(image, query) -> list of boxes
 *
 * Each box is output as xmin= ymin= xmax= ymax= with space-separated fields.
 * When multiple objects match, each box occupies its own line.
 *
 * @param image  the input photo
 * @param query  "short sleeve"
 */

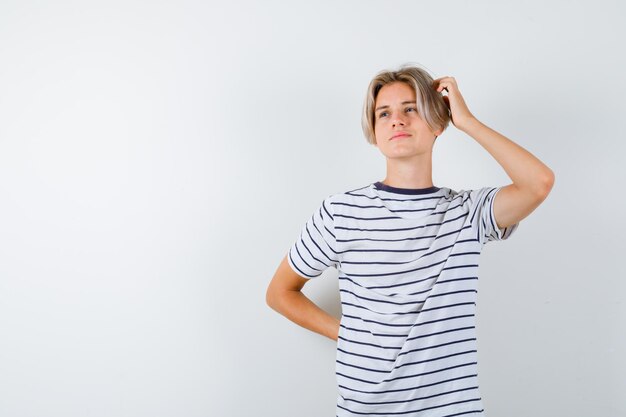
xmin=287 ymin=195 xmax=340 ymax=279
xmin=468 ymin=186 xmax=519 ymax=245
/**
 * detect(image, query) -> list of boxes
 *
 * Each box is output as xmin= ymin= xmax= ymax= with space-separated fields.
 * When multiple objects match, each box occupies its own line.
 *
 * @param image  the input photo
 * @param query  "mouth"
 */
xmin=390 ymin=133 xmax=411 ymax=140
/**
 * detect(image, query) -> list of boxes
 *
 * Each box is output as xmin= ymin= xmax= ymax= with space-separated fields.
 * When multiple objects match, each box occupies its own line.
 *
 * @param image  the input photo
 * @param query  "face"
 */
xmin=373 ymin=82 xmax=442 ymax=158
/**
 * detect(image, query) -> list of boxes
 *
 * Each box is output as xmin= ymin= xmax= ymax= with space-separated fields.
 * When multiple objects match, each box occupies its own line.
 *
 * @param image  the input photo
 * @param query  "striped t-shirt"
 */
xmin=287 ymin=181 xmax=519 ymax=417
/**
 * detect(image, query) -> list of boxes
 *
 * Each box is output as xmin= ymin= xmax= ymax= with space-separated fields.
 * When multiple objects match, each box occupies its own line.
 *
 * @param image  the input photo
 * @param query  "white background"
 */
xmin=0 ymin=1 xmax=624 ymax=416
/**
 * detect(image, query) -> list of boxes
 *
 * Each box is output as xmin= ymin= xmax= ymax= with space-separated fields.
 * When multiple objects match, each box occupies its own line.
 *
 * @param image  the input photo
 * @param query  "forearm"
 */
xmin=460 ymin=117 xmax=554 ymax=195
xmin=269 ymin=289 xmax=340 ymax=342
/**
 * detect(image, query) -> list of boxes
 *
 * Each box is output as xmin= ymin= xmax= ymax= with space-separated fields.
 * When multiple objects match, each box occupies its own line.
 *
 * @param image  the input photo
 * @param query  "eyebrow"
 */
xmin=375 ymin=101 xmax=416 ymax=112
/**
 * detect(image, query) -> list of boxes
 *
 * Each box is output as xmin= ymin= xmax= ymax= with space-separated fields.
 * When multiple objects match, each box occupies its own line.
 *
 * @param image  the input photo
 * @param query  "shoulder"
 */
xmin=326 ymin=183 xmax=374 ymax=206
xmin=450 ymin=186 xmax=498 ymax=203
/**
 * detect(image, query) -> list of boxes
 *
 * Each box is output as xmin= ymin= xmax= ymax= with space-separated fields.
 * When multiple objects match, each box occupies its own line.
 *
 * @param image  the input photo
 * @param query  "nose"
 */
xmin=391 ymin=112 xmax=407 ymax=127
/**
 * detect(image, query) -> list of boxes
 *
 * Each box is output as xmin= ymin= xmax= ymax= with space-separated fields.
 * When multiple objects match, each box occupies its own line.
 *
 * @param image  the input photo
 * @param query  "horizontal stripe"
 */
xmin=337 ymin=349 xmax=477 ymax=371
xmin=336 ymin=361 xmax=478 ymax=385
xmin=340 ymin=301 xmax=476 ymax=316
xmin=337 ymin=398 xmax=483 ymax=416
xmin=344 ymin=386 xmax=480 ymax=406
xmin=341 ymin=312 xmax=475 ymax=330
xmin=338 ymin=289 xmax=476 ymax=307
xmin=339 ymin=374 xmax=478 ymax=396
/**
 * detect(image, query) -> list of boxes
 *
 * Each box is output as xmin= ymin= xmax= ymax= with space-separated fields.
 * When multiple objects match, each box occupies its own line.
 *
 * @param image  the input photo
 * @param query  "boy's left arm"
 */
xmin=432 ymin=76 xmax=555 ymax=230
xmin=461 ymin=117 xmax=555 ymax=229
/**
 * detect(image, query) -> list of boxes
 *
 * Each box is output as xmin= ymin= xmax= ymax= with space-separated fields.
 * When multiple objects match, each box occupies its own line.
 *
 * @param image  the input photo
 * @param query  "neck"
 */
xmin=382 ymin=152 xmax=434 ymax=189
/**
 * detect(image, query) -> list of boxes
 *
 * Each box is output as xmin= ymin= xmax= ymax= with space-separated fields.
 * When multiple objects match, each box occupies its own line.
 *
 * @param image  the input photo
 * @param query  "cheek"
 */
xmin=373 ymin=128 xmax=383 ymax=143
xmin=374 ymin=124 xmax=385 ymax=139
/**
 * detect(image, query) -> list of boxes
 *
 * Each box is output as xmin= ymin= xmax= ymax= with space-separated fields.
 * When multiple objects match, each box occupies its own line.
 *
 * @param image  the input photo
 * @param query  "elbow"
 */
xmin=526 ymin=168 xmax=554 ymax=198
xmin=266 ymin=284 xmax=286 ymax=311
xmin=540 ymin=169 xmax=555 ymax=196
xmin=266 ymin=285 xmax=276 ymax=309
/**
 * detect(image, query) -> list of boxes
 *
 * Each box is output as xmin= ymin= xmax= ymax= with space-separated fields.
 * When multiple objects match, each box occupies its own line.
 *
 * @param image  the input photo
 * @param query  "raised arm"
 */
xmin=433 ymin=76 xmax=555 ymax=229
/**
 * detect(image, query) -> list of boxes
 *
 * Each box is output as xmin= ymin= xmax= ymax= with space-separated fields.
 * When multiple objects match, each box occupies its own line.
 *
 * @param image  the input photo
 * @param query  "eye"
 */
xmin=406 ymin=107 xmax=416 ymax=113
xmin=378 ymin=111 xmax=388 ymax=118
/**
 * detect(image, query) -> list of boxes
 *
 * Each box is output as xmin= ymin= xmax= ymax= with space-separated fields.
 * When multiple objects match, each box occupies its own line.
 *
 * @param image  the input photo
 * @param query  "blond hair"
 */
xmin=361 ymin=63 xmax=451 ymax=145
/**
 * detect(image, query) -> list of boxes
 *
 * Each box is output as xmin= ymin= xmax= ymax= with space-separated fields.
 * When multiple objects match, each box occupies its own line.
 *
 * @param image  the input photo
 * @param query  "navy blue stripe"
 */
xmin=435 ymin=276 xmax=478 ymax=285
xmin=337 ymin=226 xmax=474 ymax=245
xmin=321 ymin=198 xmax=334 ymax=221
xmin=337 ymin=345 xmax=476 ymax=370
xmin=341 ymin=253 xmax=481 ymax=277
xmin=340 ymin=301 xmax=475 ymax=316
xmin=335 ymin=210 xmax=470 ymax=231
xmin=333 ymin=193 xmax=465 ymax=219
xmin=397 ymin=349 xmax=477 ymax=369
xmin=486 ymin=190 xmax=500 ymax=236
xmin=306 ymin=215 xmax=337 ymax=259
xmin=481 ymin=217 xmax=487 ymax=242
xmin=377 ymin=271 xmax=476 ymax=296
xmin=428 ymin=289 xmax=477 ymax=299
xmin=296 ymin=236 xmax=328 ymax=269
xmin=338 ymin=235 xmax=476 ymax=259
xmin=314 ymin=213 xmax=337 ymax=250
xmin=336 ymin=339 xmax=476 ymax=365
xmin=338 ymin=373 xmax=478 ymax=395
xmin=339 ymin=325 xmax=476 ymax=345
xmin=331 ymin=194 xmax=442 ymax=210
xmin=336 ymin=201 xmax=439 ymax=215
xmin=336 ymin=361 xmax=478 ymax=385
xmin=295 ymin=234 xmax=328 ymax=272
xmin=469 ymin=187 xmax=498 ymax=244
xmin=340 ymin=273 xmax=437 ymax=291
xmin=344 ymin=184 xmax=373 ymax=194
xmin=339 ymin=267 xmax=478 ymax=291
xmin=338 ymin=288 xmax=476 ymax=307
xmin=337 ymin=397 xmax=482 ymax=415
xmin=338 ymin=324 xmax=476 ymax=350
xmin=341 ymin=312 xmax=475 ymax=330
xmin=286 ymin=253 xmax=318 ymax=278
xmin=407 ymin=326 xmax=476 ymax=342
xmin=341 ymin=257 xmax=449 ymax=277
xmin=469 ymin=188 xmax=494 ymax=224
xmin=346 ymin=386 xmax=479 ymax=406
xmin=387 ymin=271 xmax=477 ymax=296
xmin=440 ymin=409 xmax=484 ymax=417
xmin=397 ymin=338 xmax=477 ymax=359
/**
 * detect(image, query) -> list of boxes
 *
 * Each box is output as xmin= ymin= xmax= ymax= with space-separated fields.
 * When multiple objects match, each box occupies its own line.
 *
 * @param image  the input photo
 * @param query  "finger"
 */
xmin=432 ymin=77 xmax=449 ymax=87
xmin=434 ymin=76 xmax=456 ymax=90
xmin=436 ymin=82 xmax=450 ymax=93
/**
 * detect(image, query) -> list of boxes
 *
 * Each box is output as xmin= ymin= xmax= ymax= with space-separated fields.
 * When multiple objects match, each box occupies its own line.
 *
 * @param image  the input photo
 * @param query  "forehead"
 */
xmin=375 ymin=82 xmax=416 ymax=108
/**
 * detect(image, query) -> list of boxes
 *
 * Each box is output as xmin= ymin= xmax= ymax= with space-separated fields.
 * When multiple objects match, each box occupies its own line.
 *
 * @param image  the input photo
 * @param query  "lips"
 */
xmin=390 ymin=132 xmax=410 ymax=140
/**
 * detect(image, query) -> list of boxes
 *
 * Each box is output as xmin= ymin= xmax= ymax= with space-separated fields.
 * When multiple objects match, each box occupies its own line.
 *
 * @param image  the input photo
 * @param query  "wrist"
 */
xmin=458 ymin=116 xmax=481 ymax=134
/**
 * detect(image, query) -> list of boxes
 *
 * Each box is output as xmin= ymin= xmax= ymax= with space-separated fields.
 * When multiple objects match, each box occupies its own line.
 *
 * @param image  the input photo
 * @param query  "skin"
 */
xmin=267 ymin=75 xmax=555 ymax=343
